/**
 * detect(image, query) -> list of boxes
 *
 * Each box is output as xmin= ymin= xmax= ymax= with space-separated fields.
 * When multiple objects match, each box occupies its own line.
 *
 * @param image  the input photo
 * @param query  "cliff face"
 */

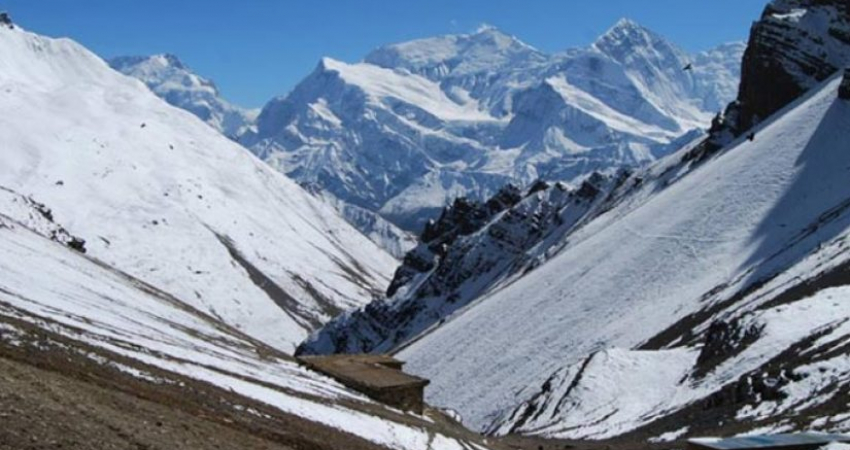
xmin=712 ymin=0 xmax=850 ymax=143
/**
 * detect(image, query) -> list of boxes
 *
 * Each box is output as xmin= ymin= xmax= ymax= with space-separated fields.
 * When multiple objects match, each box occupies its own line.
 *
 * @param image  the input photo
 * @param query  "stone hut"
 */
xmin=299 ymin=354 xmax=429 ymax=414
xmin=688 ymin=433 xmax=850 ymax=450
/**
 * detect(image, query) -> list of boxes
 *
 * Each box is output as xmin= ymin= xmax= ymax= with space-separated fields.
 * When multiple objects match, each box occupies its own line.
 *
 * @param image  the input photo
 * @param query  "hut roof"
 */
xmin=300 ymin=355 xmax=429 ymax=390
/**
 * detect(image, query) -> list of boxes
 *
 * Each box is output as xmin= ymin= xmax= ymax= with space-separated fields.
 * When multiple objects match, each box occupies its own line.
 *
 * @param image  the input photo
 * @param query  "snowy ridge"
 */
xmin=109 ymin=54 xmax=258 ymax=138
xmin=0 ymin=24 xmax=397 ymax=352
xmin=397 ymin=71 xmax=850 ymax=438
xmin=364 ymin=25 xmax=548 ymax=82
xmin=244 ymin=21 xmax=744 ymax=231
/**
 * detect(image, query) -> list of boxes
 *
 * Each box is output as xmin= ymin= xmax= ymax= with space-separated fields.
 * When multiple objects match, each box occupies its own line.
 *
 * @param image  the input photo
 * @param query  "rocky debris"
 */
xmin=390 ymin=183 xmax=526 ymax=298
xmin=421 ymin=184 xmax=523 ymax=245
xmin=0 ymin=321 xmax=389 ymax=450
xmin=28 ymin=198 xmax=87 ymax=254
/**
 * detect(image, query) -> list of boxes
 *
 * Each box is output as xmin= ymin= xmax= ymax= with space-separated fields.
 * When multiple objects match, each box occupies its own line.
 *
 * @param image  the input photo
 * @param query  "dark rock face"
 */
xmin=709 ymin=0 xmax=850 ymax=146
xmin=388 ymin=184 xmax=523 ymax=298
xmin=739 ymin=1 xmax=850 ymax=128
xmin=0 ymin=12 xmax=12 ymax=29
xmin=840 ymin=68 xmax=850 ymax=99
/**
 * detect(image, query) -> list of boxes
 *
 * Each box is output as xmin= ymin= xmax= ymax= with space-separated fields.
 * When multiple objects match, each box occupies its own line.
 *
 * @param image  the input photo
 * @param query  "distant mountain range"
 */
xmin=112 ymin=21 xmax=744 ymax=238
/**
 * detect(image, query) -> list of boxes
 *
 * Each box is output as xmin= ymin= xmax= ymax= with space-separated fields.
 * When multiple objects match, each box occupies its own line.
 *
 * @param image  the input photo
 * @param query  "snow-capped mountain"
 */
xmin=305 ymin=0 xmax=850 ymax=441
xmin=109 ymin=54 xmax=258 ymax=138
xmin=0 ymin=23 xmax=397 ymax=353
xmin=242 ymin=21 xmax=744 ymax=232
xmin=0 ymin=20 xmax=498 ymax=450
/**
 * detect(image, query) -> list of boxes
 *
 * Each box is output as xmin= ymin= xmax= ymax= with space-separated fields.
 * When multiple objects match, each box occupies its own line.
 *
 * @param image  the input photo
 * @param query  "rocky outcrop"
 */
xmin=0 ymin=187 xmax=86 ymax=254
xmin=694 ymin=319 xmax=764 ymax=377
xmin=840 ymin=68 xmax=850 ymax=99
xmin=709 ymin=0 xmax=850 ymax=147
xmin=0 ymin=12 xmax=13 ymax=29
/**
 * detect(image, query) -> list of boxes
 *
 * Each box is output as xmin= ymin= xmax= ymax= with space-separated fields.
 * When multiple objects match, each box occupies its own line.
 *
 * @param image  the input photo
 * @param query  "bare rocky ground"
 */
xmin=0 ymin=313 xmax=393 ymax=450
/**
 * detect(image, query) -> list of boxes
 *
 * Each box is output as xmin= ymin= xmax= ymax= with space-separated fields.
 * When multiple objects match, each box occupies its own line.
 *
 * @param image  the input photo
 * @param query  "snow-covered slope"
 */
xmin=0 ymin=198 xmax=493 ymax=450
xmin=0 ymin=24 xmax=397 ymax=352
xmin=243 ymin=21 xmax=744 ymax=231
xmin=109 ymin=54 xmax=258 ymax=138
xmin=397 ymin=71 xmax=850 ymax=437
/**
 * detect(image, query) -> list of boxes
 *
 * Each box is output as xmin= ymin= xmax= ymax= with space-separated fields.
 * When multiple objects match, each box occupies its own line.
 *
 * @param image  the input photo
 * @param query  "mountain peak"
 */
xmin=108 ymin=52 xmax=258 ymax=137
xmin=592 ymin=18 xmax=685 ymax=64
xmin=363 ymin=24 xmax=543 ymax=79
xmin=612 ymin=17 xmax=641 ymax=30
xmin=473 ymin=23 xmax=501 ymax=34
xmin=154 ymin=53 xmax=186 ymax=69
xmin=109 ymin=53 xmax=187 ymax=72
xmin=595 ymin=18 xmax=656 ymax=46
xmin=471 ymin=23 xmax=511 ymax=40
xmin=469 ymin=23 xmax=537 ymax=52
xmin=315 ymin=57 xmax=353 ymax=77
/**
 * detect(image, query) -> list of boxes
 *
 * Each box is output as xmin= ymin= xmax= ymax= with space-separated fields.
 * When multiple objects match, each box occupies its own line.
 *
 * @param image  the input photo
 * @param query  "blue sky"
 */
xmin=4 ymin=1 xmax=766 ymax=108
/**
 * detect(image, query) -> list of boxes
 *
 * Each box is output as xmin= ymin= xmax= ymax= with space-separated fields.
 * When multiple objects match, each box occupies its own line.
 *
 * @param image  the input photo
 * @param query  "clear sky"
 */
xmin=3 ymin=0 xmax=767 ymax=108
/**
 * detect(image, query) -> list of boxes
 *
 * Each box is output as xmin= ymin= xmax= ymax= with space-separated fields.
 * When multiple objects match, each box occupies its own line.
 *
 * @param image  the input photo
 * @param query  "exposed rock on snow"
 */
xmin=0 ymin=12 xmax=12 ymax=29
